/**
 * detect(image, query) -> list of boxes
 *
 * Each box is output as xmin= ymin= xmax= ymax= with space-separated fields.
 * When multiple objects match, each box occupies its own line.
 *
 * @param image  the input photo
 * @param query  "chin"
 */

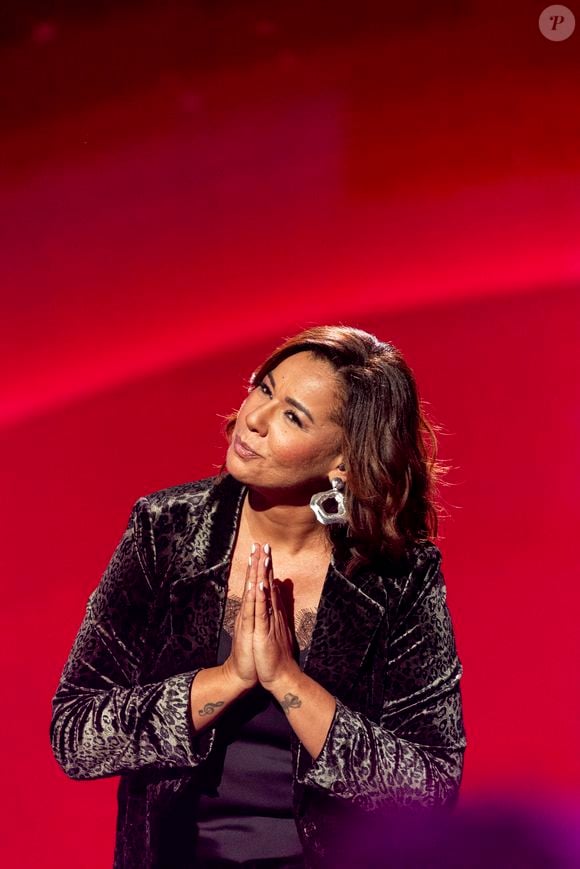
xmin=224 ymin=449 xmax=252 ymax=481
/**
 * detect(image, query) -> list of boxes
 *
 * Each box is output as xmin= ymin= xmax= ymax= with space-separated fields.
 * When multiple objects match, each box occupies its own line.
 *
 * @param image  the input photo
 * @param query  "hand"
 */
xmin=253 ymin=547 xmax=300 ymax=689
xmin=222 ymin=543 xmax=261 ymax=690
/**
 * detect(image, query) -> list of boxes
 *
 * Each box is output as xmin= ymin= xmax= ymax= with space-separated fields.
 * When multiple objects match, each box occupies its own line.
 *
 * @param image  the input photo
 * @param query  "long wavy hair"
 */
xmin=219 ymin=325 xmax=451 ymax=577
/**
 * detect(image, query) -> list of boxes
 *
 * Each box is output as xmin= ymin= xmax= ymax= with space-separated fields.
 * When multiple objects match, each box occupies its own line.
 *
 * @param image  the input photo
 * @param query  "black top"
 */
xmin=194 ymin=625 xmax=308 ymax=867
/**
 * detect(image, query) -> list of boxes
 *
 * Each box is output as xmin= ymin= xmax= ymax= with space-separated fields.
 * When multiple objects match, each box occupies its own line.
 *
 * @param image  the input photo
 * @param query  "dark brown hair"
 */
xmin=220 ymin=325 xmax=450 ymax=577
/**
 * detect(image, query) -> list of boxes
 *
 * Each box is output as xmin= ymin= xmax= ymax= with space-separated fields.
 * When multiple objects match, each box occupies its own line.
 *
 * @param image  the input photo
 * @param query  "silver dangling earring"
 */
xmin=309 ymin=477 xmax=347 ymax=525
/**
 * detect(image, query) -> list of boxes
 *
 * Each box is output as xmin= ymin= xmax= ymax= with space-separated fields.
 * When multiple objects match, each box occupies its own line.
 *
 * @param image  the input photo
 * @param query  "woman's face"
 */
xmin=226 ymin=351 xmax=345 ymax=494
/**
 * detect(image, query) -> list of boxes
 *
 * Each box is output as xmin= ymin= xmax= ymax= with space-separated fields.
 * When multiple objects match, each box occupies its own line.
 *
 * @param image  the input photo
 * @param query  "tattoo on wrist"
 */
xmin=280 ymin=693 xmax=302 ymax=715
xmin=199 ymin=701 xmax=225 ymax=716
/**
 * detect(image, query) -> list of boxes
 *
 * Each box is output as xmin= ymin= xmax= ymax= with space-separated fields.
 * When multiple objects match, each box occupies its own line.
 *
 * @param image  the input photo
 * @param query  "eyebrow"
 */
xmin=266 ymin=371 xmax=315 ymax=423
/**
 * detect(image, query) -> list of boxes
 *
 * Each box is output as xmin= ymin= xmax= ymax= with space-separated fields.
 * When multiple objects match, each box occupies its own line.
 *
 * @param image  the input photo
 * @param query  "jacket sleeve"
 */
xmin=297 ymin=547 xmax=466 ymax=809
xmin=50 ymin=496 xmax=216 ymax=780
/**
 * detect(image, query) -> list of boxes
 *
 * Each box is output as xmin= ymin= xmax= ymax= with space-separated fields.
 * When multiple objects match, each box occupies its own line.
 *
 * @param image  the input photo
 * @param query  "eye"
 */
xmin=285 ymin=411 xmax=303 ymax=427
xmin=256 ymin=381 xmax=303 ymax=428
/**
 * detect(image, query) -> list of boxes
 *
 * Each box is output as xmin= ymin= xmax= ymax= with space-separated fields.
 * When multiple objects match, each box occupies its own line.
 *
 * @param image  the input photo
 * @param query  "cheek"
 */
xmin=271 ymin=432 xmax=331 ymax=468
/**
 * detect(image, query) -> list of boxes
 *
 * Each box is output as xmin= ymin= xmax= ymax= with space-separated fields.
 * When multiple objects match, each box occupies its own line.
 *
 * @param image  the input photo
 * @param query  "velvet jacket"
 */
xmin=50 ymin=472 xmax=467 ymax=868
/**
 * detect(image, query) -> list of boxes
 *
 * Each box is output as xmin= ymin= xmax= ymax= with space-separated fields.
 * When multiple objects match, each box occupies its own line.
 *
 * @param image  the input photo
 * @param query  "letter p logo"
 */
xmin=539 ymin=5 xmax=576 ymax=40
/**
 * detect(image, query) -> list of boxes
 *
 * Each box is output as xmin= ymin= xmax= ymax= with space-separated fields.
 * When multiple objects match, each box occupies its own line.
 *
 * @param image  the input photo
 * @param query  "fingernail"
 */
xmin=264 ymin=556 xmax=270 ymax=569
xmin=251 ymin=543 xmax=257 ymax=554
xmin=263 ymin=543 xmax=270 ymax=555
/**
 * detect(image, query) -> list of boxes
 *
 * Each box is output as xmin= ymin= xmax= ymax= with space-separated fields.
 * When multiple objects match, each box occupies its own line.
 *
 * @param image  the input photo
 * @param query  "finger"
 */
xmin=270 ymin=575 xmax=283 ymax=617
xmin=272 ymin=581 xmax=292 ymax=636
xmin=273 ymin=583 xmax=294 ymax=647
xmin=255 ymin=546 xmax=272 ymax=635
xmin=268 ymin=579 xmax=280 ymax=637
xmin=241 ymin=543 xmax=259 ymax=631
xmin=234 ymin=542 xmax=255 ymax=629
xmin=264 ymin=550 xmax=275 ymax=619
xmin=243 ymin=545 xmax=253 ymax=585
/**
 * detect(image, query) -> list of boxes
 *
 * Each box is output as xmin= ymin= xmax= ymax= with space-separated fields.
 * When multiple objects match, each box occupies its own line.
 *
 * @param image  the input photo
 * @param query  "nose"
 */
xmin=245 ymin=398 xmax=273 ymax=436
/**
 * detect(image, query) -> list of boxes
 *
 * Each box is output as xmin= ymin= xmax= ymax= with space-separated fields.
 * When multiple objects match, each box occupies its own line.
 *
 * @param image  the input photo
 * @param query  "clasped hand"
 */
xmin=223 ymin=543 xmax=300 ymax=692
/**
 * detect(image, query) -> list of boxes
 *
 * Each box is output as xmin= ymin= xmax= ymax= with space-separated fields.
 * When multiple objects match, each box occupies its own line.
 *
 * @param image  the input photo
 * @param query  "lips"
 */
xmin=234 ymin=434 xmax=261 ymax=458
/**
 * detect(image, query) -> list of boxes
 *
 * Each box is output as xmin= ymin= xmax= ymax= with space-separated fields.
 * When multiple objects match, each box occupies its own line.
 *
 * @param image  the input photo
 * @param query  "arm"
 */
xmin=274 ymin=548 xmax=466 ymax=809
xmin=50 ymin=497 xmax=245 ymax=780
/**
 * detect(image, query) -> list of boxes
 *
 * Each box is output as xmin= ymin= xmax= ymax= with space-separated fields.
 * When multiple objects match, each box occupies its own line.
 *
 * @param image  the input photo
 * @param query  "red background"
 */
xmin=1 ymin=2 xmax=579 ymax=865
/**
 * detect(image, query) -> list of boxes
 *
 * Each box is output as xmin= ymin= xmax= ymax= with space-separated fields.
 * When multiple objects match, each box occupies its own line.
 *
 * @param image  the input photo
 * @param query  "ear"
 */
xmin=330 ymin=457 xmax=347 ymax=486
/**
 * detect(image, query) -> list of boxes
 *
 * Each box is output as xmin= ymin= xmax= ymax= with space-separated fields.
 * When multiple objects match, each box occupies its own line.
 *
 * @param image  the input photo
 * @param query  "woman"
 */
xmin=50 ymin=325 xmax=466 ymax=868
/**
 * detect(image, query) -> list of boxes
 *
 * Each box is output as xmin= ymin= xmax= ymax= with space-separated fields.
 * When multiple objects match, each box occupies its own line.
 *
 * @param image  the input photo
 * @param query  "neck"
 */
xmin=242 ymin=486 xmax=331 ymax=557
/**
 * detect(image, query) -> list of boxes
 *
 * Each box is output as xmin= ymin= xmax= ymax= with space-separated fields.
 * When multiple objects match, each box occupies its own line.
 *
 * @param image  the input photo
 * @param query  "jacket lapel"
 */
xmin=304 ymin=559 xmax=385 ymax=696
xmin=164 ymin=473 xmax=247 ymax=670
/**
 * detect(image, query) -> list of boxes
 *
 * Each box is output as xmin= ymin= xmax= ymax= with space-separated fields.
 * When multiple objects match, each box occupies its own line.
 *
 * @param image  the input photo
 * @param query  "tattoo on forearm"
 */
xmin=198 ymin=701 xmax=225 ymax=716
xmin=280 ymin=693 xmax=302 ymax=715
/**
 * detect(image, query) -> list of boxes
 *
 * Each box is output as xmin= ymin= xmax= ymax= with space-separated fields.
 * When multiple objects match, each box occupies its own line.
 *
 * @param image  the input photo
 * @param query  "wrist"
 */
xmin=220 ymin=660 xmax=257 ymax=696
xmin=262 ymin=662 xmax=303 ymax=697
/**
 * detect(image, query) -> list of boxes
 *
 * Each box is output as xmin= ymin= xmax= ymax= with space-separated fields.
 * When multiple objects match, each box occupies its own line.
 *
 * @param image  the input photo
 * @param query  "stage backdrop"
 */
xmin=1 ymin=2 xmax=579 ymax=866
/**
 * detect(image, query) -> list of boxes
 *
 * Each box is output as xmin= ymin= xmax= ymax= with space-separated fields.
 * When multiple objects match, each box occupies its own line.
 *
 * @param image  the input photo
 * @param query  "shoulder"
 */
xmin=404 ymin=539 xmax=443 ymax=575
xmin=142 ymin=474 xmax=219 ymax=510
xmin=126 ymin=473 xmax=238 ymax=579
xmin=393 ymin=540 xmax=447 ymax=624
xmin=136 ymin=473 xmax=223 ymax=519
xmin=126 ymin=474 xmax=223 ymax=542
xmin=365 ymin=539 xmax=442 ymax=586
xmin=358 ymin=539 xmax=444 ymax=617
xmin=130 ymin=470 xmax=243 ymax=542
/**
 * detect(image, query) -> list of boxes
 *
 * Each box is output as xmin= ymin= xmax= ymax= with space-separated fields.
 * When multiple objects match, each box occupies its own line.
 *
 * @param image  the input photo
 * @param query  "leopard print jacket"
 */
xmin=50 ymin=472 xmax=466 ymax=868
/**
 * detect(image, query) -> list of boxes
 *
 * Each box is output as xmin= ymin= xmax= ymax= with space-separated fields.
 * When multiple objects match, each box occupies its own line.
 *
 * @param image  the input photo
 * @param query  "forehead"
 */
xmin=269 ymin=351 xmax=341 ymax=415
